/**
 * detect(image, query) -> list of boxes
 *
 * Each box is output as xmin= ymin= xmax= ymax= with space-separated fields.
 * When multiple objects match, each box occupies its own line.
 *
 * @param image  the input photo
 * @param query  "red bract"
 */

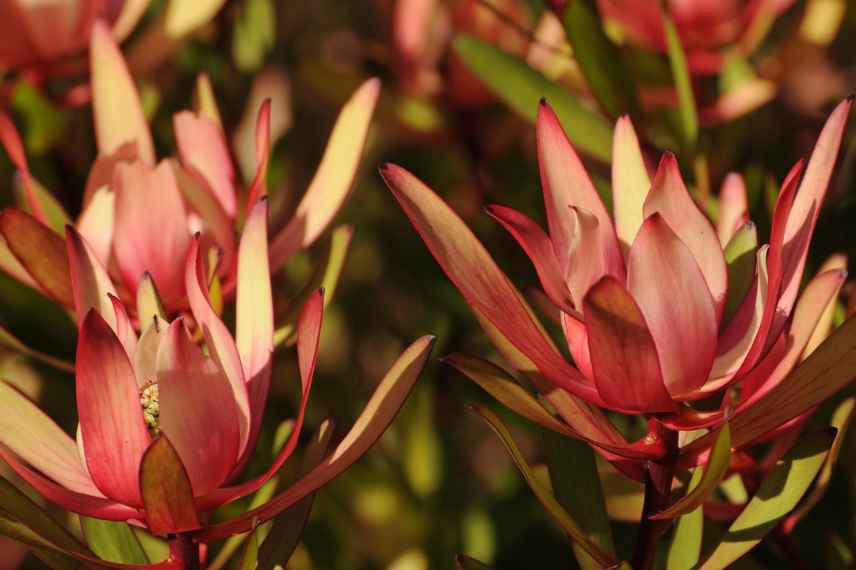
xmin=598 ymin=0 xmax=794 ymax=75
xmin=0 ymin=198 xmax=434 ymax=540
xmin=382 ymin=97 xmax=851 ymax=462
xmin=0 ymin=20 xmax=380 ymax=319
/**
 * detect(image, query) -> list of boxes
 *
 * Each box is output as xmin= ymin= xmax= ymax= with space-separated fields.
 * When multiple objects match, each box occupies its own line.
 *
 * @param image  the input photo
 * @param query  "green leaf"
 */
xmin=403 ymin=384 xmax=443 ymax=497
xmin=699 ymin=429 xmax=834 ymax=569
xmin=719 ymin=51 xmax=757 ymax=95
xmin=666 ymin=468 xmax=704 ymax=570
xmin=257 ymin=419 xmax=335 ymax=569
xmin=723 ymin=224 xmax=758 ymax=323
xmin=455 ymin=554 xmax=497 ymax=569
xmin=727 ymin=315 xmax=856 ymax=448
xmin=563 ymin=0 xmax=637 ymax=118
xmin=784 ymin=398 xmax=855 ymax=531
xmin=453 ymin=34 xmax=613 ymax=161
xmin=0 ymin=514 xmax=81 ymax=570
xmin=543 ymin=430 xmax=615 ymax=570
xmin=652 ymin=423 xmax=731 ymax=520
xmin=472 ymin=405 xmax=618 ymax=568
xmin=232 ymin=0 xmax=275 ymax=73
xmin=663 ymin=13 xmax=699 ymax=146
xmin=12 ymin=175 xmax=71 ymax=236
xmin=0 ymin=475 xmax=90 ymax=558
xmin=239 ymin=531 xmax=260 ymax=570
xmin=11 ymin=82 xmax=68 ymax=156
xmin=443 ymin=354 xmax=572 ymax=436
xmin=274 ymin=225 xmax=353 ymax=347
xmin=81 ymin=518 xmax=149 ymax=563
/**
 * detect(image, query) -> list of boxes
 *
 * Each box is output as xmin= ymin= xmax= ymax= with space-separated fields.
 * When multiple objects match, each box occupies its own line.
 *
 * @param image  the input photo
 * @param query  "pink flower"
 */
xmin=597 ymin=0 xmax=795 ymax=74
xmin=0 ymin=20 xmax=380 ymax=319
xmin=0 ymin=198 xmax=434 ymax=540
xmin=381 ymin=97 xmax=851 ymax=462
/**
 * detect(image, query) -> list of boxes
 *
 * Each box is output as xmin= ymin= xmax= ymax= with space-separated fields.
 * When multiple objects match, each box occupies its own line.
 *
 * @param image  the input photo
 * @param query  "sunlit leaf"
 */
xmin=81 ymin=518 xmax=149 ymax=563
xmin=699 ymin=429 xmax=834 ymax=569
xmin=666 ymin=468 xmax=704 ymax=570
xmin=652 ymin=424 xmax=731 ymax=520
xmin=165 ymin=0 xmax=227 ymax=38
xmin=453 ymin=34 xmax=612 ymax=161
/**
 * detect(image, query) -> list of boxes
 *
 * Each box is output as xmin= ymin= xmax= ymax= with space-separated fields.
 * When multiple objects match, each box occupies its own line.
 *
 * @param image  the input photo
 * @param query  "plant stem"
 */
xmin=631 ymin=427 xmax=679 ymax=570
xmin=169 ymin=533 xmax=200 ymax=570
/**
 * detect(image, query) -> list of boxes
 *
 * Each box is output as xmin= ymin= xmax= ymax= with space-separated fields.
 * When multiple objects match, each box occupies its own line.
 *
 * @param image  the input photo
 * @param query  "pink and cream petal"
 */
xmin=76 ymin=186 xmax=115 ymax=270
xmin=134 ymin=317 xmax=165 ymax=389
xmin=113 ymin=161 xmax=192 ymax=307
xmin=485 ymin=204 xmax=577 ymax=315
xmin=66 ymin=226 xmax=118 ymax=331
xmin=583 ymin=276 xmax=675 ymax=413
xmin=156 ymin=320 xmax=241 ymax=496
xmin=643 ymin=153 xmax=727 ymax=321
xmin=567 ymin=206 xmax=625 ymax=306
xmin=381 ymin=163 xmax=602 ymax=404
xmin=200 ymin=289 xmax=322 ymax=509
xmin=185 ymin=237 xmax=252 ymax=453
xmin=772 ymin=98 xmax=852 ymax=339
xmin=90 ymin=20 xmax=155 ymax=164
xmin=173 ymin=111 xmax=237 ymax=218
xmin=236 ymin=198 xmax=274 ymax=454
xmin=628 ymin=214 xmax=717 ymax=398
xmin=76 ymin=311 xmax=151 ymax=506
xmin=269 ymin=78 xmax=381 ymax=271
xmin=243 ymin=99 xmax=271 ymax=213
xmin=536 ymin=101 xmax=621 ymax=272
xmin=716 ymin=173 xmax=749 ymax=246
xmin=611 ymin=115 xmax=651 ymax=255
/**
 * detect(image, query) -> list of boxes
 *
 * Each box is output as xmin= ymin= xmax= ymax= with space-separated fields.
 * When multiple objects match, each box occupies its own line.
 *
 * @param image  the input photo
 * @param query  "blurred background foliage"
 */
xmin=3 ymin=0 xmax=856 ymax=568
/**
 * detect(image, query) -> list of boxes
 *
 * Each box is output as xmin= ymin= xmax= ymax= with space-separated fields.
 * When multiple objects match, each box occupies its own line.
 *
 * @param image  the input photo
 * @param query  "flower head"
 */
xmin=0 ymin=198 xmax=434 ymax=539
xmin=0 ymin=20 xmax=380 ymax=321
xmin=382 ymin=96 xmax=852 ymax=463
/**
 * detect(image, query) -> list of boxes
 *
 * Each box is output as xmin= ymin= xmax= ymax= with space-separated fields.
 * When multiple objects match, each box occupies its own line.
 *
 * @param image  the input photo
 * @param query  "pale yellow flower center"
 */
xmin=140 ymin=382 xmax=160 ymax=436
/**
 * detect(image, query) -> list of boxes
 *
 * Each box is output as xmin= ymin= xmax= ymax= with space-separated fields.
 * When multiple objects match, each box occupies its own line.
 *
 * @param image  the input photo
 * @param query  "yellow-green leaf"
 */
xmin=453 ymin=34 xmax=612 ymax=161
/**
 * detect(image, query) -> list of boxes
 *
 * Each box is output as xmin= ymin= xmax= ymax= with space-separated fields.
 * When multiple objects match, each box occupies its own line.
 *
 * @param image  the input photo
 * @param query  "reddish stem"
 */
xmin=169 ymin=533 xmax=200 ymax=570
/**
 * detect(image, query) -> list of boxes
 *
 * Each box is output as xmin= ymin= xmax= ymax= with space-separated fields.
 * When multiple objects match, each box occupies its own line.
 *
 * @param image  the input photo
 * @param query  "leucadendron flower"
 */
xmin=381 ymin=96 xmax=852 ymax=466
xmin=0 ymin=19 xmax=379 ymax=318
xmin=0 ymin=198 xmax=434 ymax=547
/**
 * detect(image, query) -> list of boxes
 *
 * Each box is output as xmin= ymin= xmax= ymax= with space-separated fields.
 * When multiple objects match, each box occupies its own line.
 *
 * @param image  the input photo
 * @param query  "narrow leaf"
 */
xmin=257 ymin=420 xmax=335 ymax=569
xmin=444 ymin=354 xmax=573 ymax=437
xmin=699 ymin=429 xmax=834 ymax=569
xmin=665 ymin=468 xmax=704 ymax=570
xmin=563 ymin=0 xmax=637 ymax=118
xmin=543 ymin=430 xmax=616 ymax=569
xmin=455 ymin=554 xmax=497 ymax=569
xmin=473 ymin=405 xmax=618 ymax=568
xmin=663 ymin=13 xmax=699 ymax=146
xmin=652 ymin=424 xmax=731 ymax=520
xmin=453 ymin=34 xmax=612 ymax=161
